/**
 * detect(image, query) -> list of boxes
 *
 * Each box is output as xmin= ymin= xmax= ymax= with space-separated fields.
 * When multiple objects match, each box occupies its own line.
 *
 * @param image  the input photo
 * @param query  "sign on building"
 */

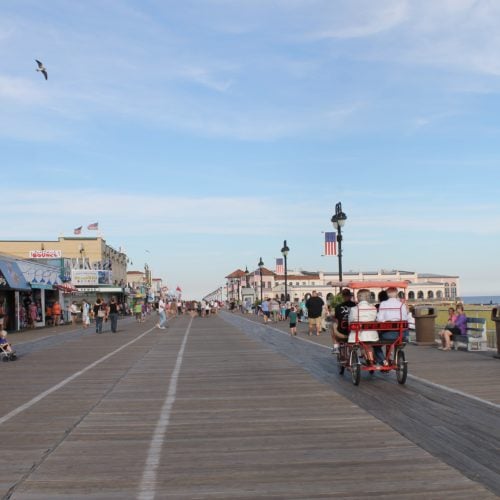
xmin=71 ymin=270 xmax=112 ymax=286
xmin=29 ymin=250 xmax=62 ymax=259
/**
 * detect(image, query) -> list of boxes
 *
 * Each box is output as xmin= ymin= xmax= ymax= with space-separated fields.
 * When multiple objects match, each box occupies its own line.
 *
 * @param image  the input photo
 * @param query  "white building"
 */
xmin=225 ymin=268 xmax=459 ymax=303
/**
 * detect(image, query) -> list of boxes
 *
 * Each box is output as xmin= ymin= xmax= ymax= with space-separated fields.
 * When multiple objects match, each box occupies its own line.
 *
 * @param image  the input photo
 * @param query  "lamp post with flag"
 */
xmin=281 ymin=240 xmax=290 ymax=301
xmin=258 ymin=257 xmax=264 ymax=302
xmin=330 ymin=202 xmax=347 ymax=286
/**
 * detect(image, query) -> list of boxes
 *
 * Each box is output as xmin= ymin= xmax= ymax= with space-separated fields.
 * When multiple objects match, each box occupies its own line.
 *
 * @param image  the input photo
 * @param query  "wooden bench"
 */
xmin=452 ymin=317 xmax=488 ymax=351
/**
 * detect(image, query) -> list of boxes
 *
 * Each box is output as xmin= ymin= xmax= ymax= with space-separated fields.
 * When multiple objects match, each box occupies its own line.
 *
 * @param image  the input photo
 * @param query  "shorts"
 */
xmin=263 ymin=311 xmax=270 ymax=317
xmin=289 ymin=323 xmax=296 ymax=328
xmin=308 ymin=317 xmax=321 ymax=328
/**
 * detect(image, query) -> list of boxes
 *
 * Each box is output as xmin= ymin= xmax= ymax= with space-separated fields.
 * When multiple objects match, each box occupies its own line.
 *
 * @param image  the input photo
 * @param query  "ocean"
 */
xmin=461 ymin=296 xmax=500 ymax=305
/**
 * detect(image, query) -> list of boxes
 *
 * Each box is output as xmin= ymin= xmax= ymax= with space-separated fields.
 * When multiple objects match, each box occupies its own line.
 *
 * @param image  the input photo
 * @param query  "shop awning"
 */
xmin=0 ymin=259 xmax=31 ymax=291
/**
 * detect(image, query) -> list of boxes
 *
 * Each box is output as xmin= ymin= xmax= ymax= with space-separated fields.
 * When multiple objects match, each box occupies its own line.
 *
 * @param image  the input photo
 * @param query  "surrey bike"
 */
xmin=336 ymin=281 xmax=409 ymax=386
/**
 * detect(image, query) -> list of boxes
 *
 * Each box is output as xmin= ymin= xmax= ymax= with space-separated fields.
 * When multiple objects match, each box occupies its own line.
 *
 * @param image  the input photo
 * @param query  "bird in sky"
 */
xmin=35 ymin=59 xmax=47 ymax=80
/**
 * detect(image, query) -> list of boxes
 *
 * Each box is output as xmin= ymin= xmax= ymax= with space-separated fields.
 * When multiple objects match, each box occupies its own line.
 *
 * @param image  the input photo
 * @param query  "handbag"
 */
xmin=97 ymin=308 xmax=106 ymax=318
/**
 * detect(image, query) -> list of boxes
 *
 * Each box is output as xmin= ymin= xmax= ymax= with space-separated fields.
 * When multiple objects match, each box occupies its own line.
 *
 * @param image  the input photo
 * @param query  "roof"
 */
xmin=225 ymin=269 xmax=247 ymax=279
xmin=346 ymin=280 xmax=409 ymax=290
xmin=275 ymin=274 xmax=320 ymax=280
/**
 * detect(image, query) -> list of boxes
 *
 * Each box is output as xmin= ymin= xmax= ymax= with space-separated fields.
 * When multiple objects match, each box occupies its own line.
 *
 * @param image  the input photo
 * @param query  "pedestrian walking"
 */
xmin=305 ymin=291 xmax=324 ymax=336
xmin=93 ymin=298 xmax=106 ymax=333
xmin=156 ymin=297 xmax=168 ymax=329
xmin=108 ymin=296 xmax=119 ymax=333
xmin=81 ymin=300 xmax=90 ymax=329
xmin=52 ymin=301 xmax=62 ymax=326
xmin=289 ymin=306 xmax=298 ymax=336
xmin=70 ymin=301 xmax=79 ymax=326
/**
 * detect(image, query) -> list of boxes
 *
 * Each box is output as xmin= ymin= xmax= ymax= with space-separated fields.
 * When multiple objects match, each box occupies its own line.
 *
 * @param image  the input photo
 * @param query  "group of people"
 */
xmin=438 ymin=305 xmax=467 ymax=350
xmin=258 ymin=292 xmax=330 ymax=336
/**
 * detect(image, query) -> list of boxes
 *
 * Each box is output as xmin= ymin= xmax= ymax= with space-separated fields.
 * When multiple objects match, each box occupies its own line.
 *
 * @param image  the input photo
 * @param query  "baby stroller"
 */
xmin=0 ymin=332 xmax=17 ymax=362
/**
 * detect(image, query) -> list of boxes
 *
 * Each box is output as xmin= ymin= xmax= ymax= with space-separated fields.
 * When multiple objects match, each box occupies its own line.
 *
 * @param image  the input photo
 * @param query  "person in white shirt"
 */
xmin=157 ymin=297 xmax=168 ymax=329
xmin=348 ymin=289 xmax=378 ymax=365
xmin=375 ymin=287 xmax=408 ymax=364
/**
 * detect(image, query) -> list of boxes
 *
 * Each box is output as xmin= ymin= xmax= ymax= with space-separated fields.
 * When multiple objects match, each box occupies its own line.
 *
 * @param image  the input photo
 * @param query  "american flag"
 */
xmin=87 ymin=222 xmax=99 ymax=230
xmin=324 ymin=231 xmax=337 ymax=256
xmin=275 ymin=258 xmax=284 ymax=274
xmin=74 ymin=226 xmax=82 ymax=235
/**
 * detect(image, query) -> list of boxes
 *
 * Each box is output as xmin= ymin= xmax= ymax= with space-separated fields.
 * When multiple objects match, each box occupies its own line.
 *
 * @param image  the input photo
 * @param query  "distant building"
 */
xmin=225 ymin=268 xmax=459 ymax=303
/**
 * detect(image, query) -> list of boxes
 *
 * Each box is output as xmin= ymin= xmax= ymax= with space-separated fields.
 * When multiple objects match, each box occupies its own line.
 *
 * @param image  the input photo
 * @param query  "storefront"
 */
xmin=0 ymin=259 xmax=32 ymax=331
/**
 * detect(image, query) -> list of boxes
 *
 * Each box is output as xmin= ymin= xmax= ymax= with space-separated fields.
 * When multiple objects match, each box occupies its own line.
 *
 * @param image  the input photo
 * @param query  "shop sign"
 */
xmin=72 ymin=270 xmax=111 ymax=286
xmin=29 ymin=250 xmax=62 ymax=258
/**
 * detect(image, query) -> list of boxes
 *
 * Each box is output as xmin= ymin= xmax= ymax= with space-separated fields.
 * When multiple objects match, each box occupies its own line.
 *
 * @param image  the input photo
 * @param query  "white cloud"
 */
xmin=308 ymin=0 xmax=409 ymax=40
xmin=0 ymin=76 xmax=45 ymax=103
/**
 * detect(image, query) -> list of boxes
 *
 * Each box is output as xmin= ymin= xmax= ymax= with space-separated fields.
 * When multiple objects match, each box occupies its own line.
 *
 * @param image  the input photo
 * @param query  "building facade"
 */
xmin=225 ymin=268 xmax=460 ymax=303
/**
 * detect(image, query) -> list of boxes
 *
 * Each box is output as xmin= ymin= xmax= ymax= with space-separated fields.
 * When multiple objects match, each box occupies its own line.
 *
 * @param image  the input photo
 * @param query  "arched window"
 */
xmin=417 ymin=291 xmax=424 ymax=299
xmin=436 ymin=290 xmax=442 ymax=299
xmin=450 ymin=282 xmax=457 ymax=298
xmin=280 ymin=294 xmax=285 ymax=301
xmin=398 ymin=291 xmax=405 ymax=299
xmin=408 ymin=291 xmax=415 ymax=300
xmin=428 ymin=291 xmax=434 ymax=299
xmin=370 ymin=292 xmax=376 ymax=301
xmin=326 ymin=293 xmax=333 ymax=301
xmin=444 ymin=282 xmax=450 ymax=298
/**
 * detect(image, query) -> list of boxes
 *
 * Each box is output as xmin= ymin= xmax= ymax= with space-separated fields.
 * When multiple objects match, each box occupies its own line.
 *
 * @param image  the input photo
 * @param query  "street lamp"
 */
xmin=258 ymin=257 xmax=264 ymax=301
xmin=331 ymin=202 xmax=347 ymax=286
xmin=281 ymin=240 xmax=290 ymax=301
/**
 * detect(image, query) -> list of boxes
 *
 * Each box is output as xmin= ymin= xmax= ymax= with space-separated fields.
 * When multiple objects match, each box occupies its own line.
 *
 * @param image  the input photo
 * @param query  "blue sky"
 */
xmin=1 ymin=0 xmax=500 ymax=298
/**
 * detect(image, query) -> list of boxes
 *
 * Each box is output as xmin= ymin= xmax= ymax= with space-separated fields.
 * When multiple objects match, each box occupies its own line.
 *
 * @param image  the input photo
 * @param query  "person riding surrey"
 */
xmin=331 ymin=288 xmax=356 ymax=354
xmin=374 ymin=287 xmax=409 ymax=365
xmin=438 ymin=304 xmax=467 ymax=350
xmin=348 ymin=289 xmax=378 ymax=364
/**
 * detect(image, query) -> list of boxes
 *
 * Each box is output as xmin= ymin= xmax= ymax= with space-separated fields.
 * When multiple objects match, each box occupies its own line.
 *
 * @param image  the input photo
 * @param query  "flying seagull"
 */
xmin=35 ymin=59 xmax=48 ymax=80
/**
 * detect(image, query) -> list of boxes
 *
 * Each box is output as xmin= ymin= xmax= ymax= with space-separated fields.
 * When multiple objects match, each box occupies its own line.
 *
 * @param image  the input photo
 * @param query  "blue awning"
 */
xmin=0 ymin=260 xmax=31 ymax=291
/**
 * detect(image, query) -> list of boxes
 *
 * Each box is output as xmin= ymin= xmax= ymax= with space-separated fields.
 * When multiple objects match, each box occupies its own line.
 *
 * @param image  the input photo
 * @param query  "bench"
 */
xmin=452 ymin=317 xmax=488 ymax=351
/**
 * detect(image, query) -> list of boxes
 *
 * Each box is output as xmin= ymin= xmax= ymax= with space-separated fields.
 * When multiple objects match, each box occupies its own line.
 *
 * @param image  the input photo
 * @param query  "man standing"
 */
xmin=331 ymin=289 xmax=356 ymax=353
xmin=305 ymin=291 xmax=324 ymax=336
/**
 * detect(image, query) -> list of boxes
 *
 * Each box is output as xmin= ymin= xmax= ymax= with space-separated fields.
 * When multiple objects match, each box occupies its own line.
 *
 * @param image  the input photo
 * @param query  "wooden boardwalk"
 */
xmin=0 ymin=313 xmax=498 ymax=499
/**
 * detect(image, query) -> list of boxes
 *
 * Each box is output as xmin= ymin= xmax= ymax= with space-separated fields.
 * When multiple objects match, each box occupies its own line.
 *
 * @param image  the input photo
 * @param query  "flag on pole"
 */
xmin=74 ymin=226 xmax=82 ymax=235
xmin=87 ymin=222 xmax=99 ymax=230
xmin=176 ymin=285 xmax=182 ymax=293
xmin=324 ymin=231 xmax=337 ymax=256
xmin=275 ymin=258 xmax=284 ymax=274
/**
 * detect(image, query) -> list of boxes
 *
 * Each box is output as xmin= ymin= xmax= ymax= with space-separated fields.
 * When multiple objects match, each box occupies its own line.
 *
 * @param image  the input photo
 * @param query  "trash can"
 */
xmin=413 ymin=306 xmax=437 ymax=345
xmin=491 ymin=307 xmax=500 ymax=359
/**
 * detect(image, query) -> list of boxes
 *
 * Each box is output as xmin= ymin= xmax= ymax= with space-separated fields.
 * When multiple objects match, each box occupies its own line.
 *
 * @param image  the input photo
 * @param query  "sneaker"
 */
xmin=331 ymin=347 xmax=339 ymax=354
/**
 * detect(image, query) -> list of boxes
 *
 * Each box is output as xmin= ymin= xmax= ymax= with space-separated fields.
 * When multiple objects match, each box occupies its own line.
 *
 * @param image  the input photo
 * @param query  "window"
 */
xmin=408 ymin=291 xmax=415 ymax=300
xmin=427 ymin=291 xmax=434 ymax=299
xmin=417 ymin=291 xmax=424 ymax=299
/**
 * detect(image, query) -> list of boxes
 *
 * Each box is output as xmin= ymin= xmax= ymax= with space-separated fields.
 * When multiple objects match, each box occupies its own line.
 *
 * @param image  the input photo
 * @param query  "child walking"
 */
xmin=289 ymin=306 xmax=298 ymax=336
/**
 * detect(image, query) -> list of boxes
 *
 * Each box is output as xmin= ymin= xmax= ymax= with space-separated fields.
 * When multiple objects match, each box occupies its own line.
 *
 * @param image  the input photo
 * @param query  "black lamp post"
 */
xmin=281 ymin=240 xmax=290 ymax=301
xmin=330 ymin=202 xmax=347 ymax=287
xmin=244 ymin=266 xmax=249 ymax=287
xmin=258 ymin=257 xmax=264 ymax=301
